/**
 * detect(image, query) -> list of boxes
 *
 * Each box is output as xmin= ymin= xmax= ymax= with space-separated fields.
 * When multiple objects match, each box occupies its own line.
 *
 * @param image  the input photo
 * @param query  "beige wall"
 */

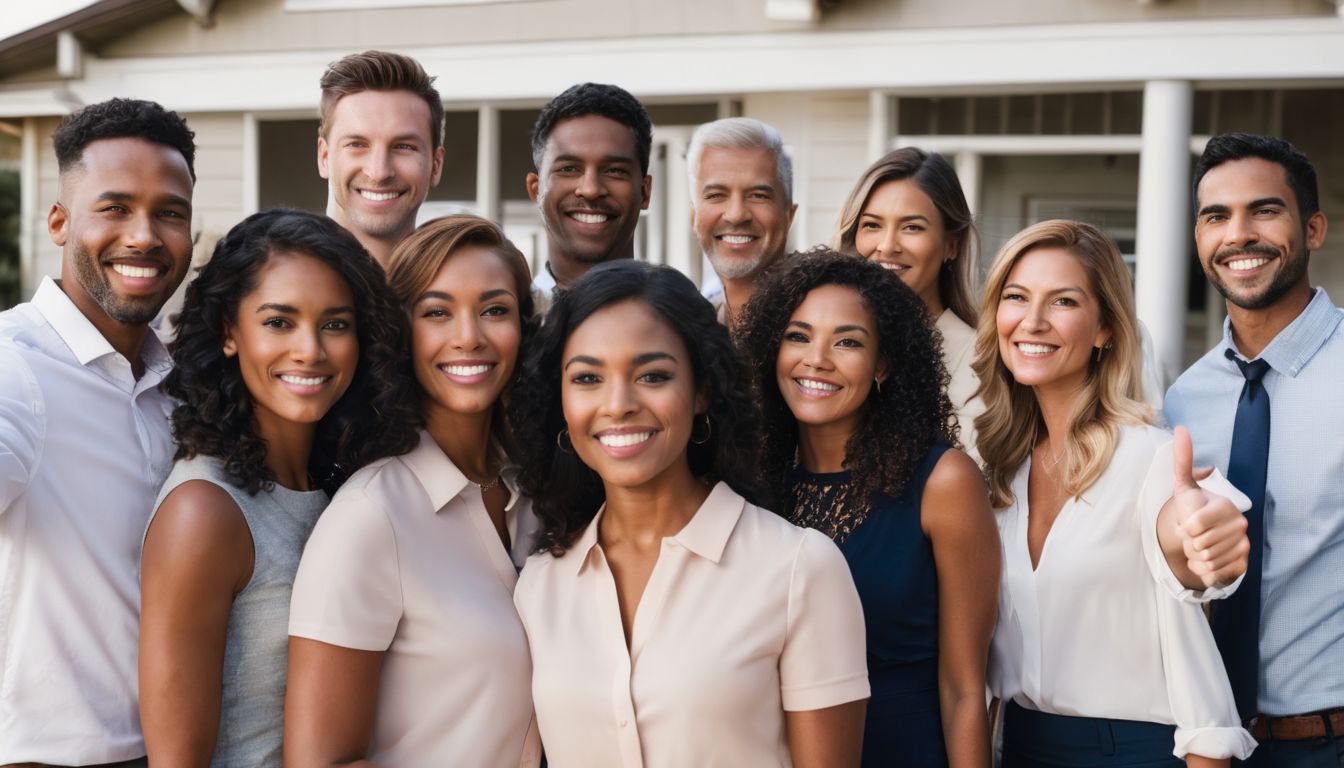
xmin=93 ymin=0 xmax=1332 ymax=61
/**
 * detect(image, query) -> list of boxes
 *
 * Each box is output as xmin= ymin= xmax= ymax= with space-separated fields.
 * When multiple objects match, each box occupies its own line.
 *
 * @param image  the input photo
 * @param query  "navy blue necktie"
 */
xmin=1212 ymin=349 xmax=1270 ymax=720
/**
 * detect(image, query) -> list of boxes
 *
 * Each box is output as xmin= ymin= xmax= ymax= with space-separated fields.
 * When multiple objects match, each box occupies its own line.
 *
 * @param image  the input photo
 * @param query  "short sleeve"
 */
xmin=289 ymin=487 xmax=403 ymax=650
xmin=780 ymin=529 xmax=870 ymax=711
xmin=1137 ymin=439 xmax=1249 ymax=604
xmin=0 ymin=346 xmax=43 ymax=512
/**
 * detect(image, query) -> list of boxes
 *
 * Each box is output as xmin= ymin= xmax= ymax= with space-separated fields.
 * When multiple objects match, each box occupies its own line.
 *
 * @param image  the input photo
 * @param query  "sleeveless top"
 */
xmin=148 ymin=455 xmax=328 ymax=768
xmin=789 ymin=443 xmax=951 ymax=768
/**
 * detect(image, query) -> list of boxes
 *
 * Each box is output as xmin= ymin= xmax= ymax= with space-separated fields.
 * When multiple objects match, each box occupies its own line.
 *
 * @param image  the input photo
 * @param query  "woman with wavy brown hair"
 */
xmin=974 ymin=219 xmax=1255 ymax=767
xmin=834 ymin=148 xmax=985 ymax=462
xmin=139 ymin=209 xmax=420 ymax=767
xmin=737 ymin=249 xmax=999 ymax=768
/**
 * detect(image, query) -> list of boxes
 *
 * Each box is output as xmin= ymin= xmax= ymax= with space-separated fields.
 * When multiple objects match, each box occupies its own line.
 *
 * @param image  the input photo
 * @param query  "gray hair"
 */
xmin=686 ymin=117 xmax=793 ymax=205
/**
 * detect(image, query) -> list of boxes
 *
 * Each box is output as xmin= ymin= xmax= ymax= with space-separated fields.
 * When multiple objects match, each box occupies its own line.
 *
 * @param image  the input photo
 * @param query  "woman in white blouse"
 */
xmin=834 ymin=148 xmax=985 ymax=463
xmin=972 ymin=219 xmax=1256 ymax=767
xmin=283 ymin=215 xmax=541 ymax=768
xmin=510 ymin=260 xmax=870 ymax=768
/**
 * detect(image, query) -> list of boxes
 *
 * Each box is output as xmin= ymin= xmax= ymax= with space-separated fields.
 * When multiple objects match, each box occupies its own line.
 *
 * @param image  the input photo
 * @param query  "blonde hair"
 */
xmin=833 ymin=148 xmax=979 ymax=326
xmin=970 ymin=219 xmax=1152 ymax=508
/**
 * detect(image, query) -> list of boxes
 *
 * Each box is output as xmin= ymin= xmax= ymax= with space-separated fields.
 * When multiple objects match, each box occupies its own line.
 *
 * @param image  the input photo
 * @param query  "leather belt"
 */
xmin=1246 ymin=708 xmax=1344 ymax=741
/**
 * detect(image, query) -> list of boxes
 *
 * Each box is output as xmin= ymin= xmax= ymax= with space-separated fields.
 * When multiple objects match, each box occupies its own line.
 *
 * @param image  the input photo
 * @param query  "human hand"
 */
xmin=1162 ymin=427 xmax=1250 ymax=590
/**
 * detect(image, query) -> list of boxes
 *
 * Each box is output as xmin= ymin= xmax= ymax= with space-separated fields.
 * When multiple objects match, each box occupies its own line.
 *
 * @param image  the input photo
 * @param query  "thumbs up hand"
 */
xmin=1158 ymin=427 xmax=1251 ymax=591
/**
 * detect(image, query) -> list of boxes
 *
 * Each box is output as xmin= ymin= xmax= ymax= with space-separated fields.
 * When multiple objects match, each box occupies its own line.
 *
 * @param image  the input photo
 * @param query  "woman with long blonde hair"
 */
xmin=973 ymin=219 xmax=1255 ymax=767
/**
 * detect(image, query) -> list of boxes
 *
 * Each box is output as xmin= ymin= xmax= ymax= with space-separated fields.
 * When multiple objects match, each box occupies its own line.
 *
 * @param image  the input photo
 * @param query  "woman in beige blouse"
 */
xmin=834 ymin=148 xmax=985 ymax=464
xmin=283 ymin=215 xmax=541 ymax=768
xmin=510 ymin=260 xmax=870 ymax=768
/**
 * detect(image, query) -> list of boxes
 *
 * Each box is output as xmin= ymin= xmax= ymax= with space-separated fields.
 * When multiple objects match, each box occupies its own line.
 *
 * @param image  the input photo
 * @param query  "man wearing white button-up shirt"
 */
xmin=0 ymin=98 xmax=195 ymax=767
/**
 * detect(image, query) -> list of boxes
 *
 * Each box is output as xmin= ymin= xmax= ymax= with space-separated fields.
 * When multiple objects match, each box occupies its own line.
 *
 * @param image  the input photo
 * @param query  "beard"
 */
xmin=71 ymin=241 xmax=175 ymax=326
xmin=1208 ymin=242 xmax=1310 ymax=311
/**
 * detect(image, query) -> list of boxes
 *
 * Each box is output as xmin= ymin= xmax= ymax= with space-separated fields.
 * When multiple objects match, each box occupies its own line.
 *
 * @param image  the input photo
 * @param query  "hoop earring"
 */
xmin=690 ymin=413 xmax=712 ymax=445
xmin=556 ymin=428 xmax=575 ymax=454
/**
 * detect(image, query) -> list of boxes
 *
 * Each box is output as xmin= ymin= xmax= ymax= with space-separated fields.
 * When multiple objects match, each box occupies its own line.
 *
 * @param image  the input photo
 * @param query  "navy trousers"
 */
xmin=1001 ymin=702 xmax=1181 ymax=768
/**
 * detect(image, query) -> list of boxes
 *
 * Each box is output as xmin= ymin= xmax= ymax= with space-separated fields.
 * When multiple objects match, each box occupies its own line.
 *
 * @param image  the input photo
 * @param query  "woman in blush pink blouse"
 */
xmin=510 ymin=260 xmax=870 ymax=768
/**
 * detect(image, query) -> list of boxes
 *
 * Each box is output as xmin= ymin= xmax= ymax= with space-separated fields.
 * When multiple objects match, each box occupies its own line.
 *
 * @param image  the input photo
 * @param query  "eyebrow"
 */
xmin=786 ymin=319 xmax=871 ymax=336
xmin=702 ymin=182 xmax=775 ymax=193
xmin=563 ymin=350 xmax=677 ymax=370
xmin=255 ymin=303 xmax=354 ymax=315
xmin=552 ymin=153 xmax=636 ymax=166
xmin=1197 ymin=197 xmax=1288 ymax=218
xmin=416 ymin=288 xmax=516 ymax=305
xmin=860 ymin=211 xmax=930 ymax=224
xmin=96 ymin=190 xmax=192 ymax=210
xmin=1002 ymin=283 xmax=1086 ymax=296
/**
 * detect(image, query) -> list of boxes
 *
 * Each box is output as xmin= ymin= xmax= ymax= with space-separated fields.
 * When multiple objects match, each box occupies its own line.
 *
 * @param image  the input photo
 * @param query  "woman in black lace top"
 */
xmin=737 ymin=250 xmax=1001 ymax=768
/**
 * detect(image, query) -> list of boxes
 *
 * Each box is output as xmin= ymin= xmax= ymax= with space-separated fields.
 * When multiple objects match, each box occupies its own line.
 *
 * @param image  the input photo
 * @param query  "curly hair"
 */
xmin=166 ymin=208 xmax=421 ymax=495
xmin=510 ymin=260 xmax=766 ymax=555
xmin=53 ymin=97 xmax=196 ymax=181
xmin=531 ymin=83 xmax=653 ymax=175
xmin=833 ymin=148 xmax=978 ymax=326
xmin=386 ymin=213 xmax=537 ymax=455
xmin=736 ymin=249 xmax=957 ymax=512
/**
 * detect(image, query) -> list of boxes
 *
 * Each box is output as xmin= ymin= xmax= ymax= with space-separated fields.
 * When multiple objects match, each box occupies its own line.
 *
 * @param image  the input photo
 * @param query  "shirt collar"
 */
xmin=1223 ymin=287 xmax=1342 ymax=377
xmin=30 ymin=276 xmax=172 ymax=376
xmin=532 ymin=263 xmax=558 ymax=295
xmin=571 ymin=481 xmax=746 ymax=575
xmin=401 ymin=430 xmax=521 ymax=514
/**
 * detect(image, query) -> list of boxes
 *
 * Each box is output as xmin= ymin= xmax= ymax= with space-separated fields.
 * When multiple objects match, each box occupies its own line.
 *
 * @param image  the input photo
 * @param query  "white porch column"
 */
xmin=19 ymin=118 xmax=39 ymax=297
xmin=868 ymin=90 xmax=890 ymax=162
xmin=242 ymin=114 xmax=259 ymax=216
xmin=1134 ymin=80 xmax=1193 ymax=385
xmin=476 ymin=105 xmax=501 ymax=223
xmin=954 ymin=150 xmax=982 ymax=219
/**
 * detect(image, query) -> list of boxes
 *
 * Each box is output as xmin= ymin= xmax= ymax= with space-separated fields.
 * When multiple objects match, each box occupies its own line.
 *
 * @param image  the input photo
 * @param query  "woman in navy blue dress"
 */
xmin=738 ymin=250 xmax=1000 ymax=768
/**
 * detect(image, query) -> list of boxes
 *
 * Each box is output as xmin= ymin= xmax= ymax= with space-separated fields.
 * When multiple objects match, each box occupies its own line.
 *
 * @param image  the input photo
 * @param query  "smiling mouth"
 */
xmin=440 ymin=363 xmax=494 ymax=377
xmin=1224 ymin=256 xmax=1272 ymax=271
xmin=1015 ymin=343 xmax=1058 ymax=357
xmin=278 ymin=374 xmax=332 ymax=386
xmin=359 ymin=189 xmax=404 ymax=202
xmin=794 ymin=378 xmax=841 ymax=395
xmin=598 ymin=431 xmax=654 ymax=447
xmin=717 ymin=234 xmax=757 ymax=245
xmin=110 ymin=263 xmax=164 ymax=279
xmin=567 ymin=211 xmax=612 ymax=225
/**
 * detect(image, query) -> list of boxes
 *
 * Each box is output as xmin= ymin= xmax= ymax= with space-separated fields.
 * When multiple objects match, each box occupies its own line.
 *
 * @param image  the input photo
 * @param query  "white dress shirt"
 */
xmin=0 ymin=277 xmax=175 ymax=765
xmin=988 ymin=423 xmax=1256 ymax=760
xmin=514 ymin=482 xmax=869 ymax=768
xmin=289 ymin=431 xmax=542 ymax=768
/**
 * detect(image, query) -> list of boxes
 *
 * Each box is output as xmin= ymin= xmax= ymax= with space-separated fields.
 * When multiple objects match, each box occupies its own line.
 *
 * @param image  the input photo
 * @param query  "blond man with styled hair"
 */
xmin=317 ymin=50 xmax=445 ymax=266
xmin=972 ymin=219 xmax=1256 ymax=767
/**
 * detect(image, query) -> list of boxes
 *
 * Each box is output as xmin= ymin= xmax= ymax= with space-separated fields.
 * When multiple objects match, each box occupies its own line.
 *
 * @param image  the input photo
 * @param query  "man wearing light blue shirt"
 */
xmin=1166 ymin=133 xmax=1342 ymax=767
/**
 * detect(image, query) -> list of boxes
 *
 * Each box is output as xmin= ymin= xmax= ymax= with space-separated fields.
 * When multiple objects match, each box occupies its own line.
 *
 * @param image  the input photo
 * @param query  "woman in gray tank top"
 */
xmin=138 ymin=210 xmax=420 ymax=767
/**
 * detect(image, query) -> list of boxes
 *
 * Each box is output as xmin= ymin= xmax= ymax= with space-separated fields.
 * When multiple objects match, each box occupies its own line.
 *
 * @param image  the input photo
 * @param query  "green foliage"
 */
xmin=0 ymin=170 xmax=19 ymax=310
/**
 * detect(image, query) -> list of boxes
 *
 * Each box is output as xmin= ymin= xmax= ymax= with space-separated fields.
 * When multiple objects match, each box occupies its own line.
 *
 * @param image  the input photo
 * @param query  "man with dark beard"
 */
xmin=1166 ymin=133 xmax=1342 ymax=768
xmin=0 ymin=98 xmax=195 ymax=767
xmin=527 ymin=83 xmax=652 ymax=313
xmin=688 ymin=117 xmax=797 ymax=328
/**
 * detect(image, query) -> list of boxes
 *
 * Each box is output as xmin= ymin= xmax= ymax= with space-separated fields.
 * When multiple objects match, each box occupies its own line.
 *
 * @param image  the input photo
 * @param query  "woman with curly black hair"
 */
xmin=139 ymin=208 xmax=420 ymax=768
xmin=737 ymin=249 xmax=1000 ymax=768
xmin=511 ymin=259 xmax=869 ymax=768
xmin=285 ymin=214 xmax=542 ymax=768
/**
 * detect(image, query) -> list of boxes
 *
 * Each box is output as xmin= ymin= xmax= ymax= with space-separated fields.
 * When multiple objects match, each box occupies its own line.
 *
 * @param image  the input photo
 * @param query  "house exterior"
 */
xmin=2 ymin=0 xmax=1342 ymax=376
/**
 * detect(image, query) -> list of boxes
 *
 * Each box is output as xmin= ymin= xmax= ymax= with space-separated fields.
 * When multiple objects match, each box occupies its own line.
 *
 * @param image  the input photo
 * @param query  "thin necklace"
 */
xmin=477 ymin=473 xmax=502 ymax=492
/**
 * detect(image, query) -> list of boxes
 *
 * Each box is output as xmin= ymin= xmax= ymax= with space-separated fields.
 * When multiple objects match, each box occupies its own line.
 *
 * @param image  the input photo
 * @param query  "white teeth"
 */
xmin=279 ymin=374 xmax=329 ymax=386
xmin=1017 ymin=343 xmax=1057 ymax=356
xmin=359 ymin=190 xmax=400 ymax=201
xmin=719 ymin=235 xmax=755 ymax=244
xmin=598 ymin=431 xmax=653 ymax=448
xmin=1227 ymin=257 xmax=1270 ymax=271
xmin=569 ymin=212 xmax=609 ymax=224
xmin=797 ymin=378 xmax=840 ymax=392
xmin=442 ymin=364 xmax=492 ymax=377
xmin=112 ymin=264 xmax=159 ymax=278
